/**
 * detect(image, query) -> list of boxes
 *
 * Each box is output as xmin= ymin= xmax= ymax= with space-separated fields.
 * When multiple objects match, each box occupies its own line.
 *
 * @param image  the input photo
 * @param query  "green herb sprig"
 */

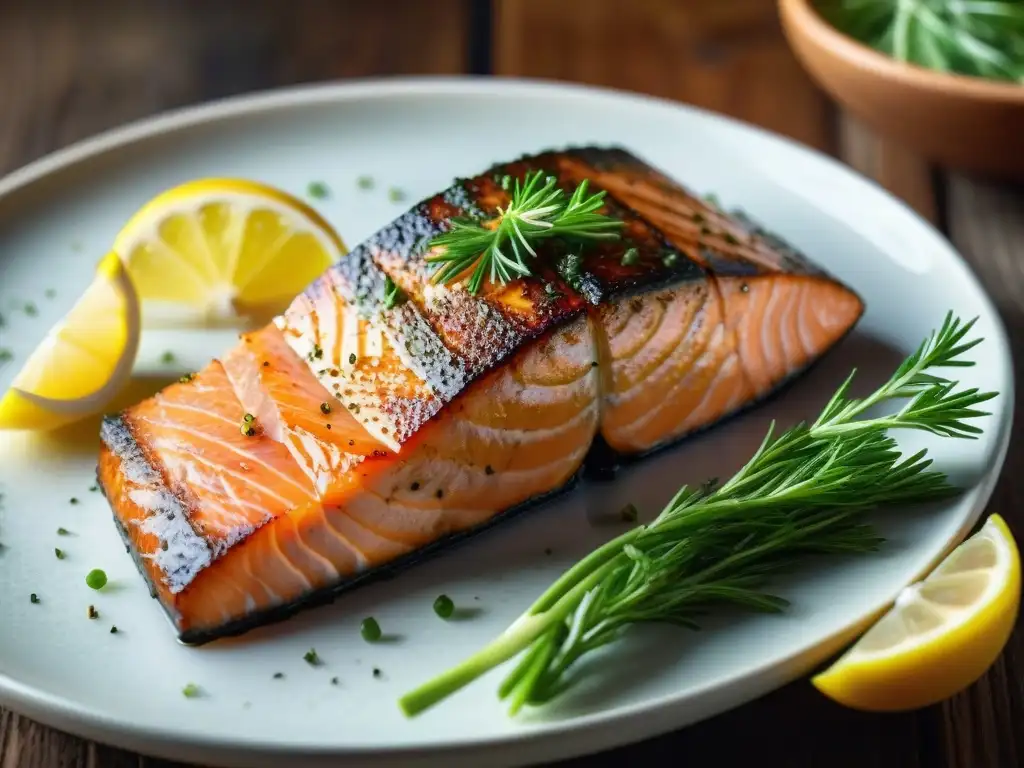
xmin=398 ymin=313 xmax=996 ymax=716
xmin=426 ymin=171 xmax=622 ymax=295
xmin=817 ymin=0 xmax=1024 ymax=83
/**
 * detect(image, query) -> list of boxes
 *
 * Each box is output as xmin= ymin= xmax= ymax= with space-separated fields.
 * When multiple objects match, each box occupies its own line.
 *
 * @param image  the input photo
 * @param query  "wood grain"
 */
xmin=495 ymin=0 xmax=834 ymax=153
xmin=0 ymin=0 xmax=469 ymax=176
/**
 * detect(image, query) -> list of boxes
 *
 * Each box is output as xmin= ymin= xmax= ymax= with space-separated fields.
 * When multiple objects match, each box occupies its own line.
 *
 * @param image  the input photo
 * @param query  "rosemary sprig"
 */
xmin=816 ymin=0 xmax=1024 ymax=83
xmin=426 ymin=171 xmax=623 ymax=295
xmin=398 ymin=312 xmax=997 ymax=716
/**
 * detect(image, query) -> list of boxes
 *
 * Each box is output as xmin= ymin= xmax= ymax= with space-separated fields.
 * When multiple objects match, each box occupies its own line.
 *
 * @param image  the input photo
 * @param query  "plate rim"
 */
xmin=0 ymin=75 xmax=1014 ymax=767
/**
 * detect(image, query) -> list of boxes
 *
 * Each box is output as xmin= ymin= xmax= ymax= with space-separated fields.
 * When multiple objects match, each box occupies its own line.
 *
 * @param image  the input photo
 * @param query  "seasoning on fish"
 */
xmin=97 ymin=146 xmax=863 ymax=644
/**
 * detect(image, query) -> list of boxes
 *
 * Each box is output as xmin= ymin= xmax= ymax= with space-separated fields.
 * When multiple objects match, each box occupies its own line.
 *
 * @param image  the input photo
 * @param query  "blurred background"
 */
xmin=1 ymin=1 xmax=1022 ymax=767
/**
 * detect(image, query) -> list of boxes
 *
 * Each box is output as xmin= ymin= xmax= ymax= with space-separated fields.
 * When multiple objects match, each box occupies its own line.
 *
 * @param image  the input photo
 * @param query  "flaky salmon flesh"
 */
xmin=97 ymin=147 xmax=863 ymax=643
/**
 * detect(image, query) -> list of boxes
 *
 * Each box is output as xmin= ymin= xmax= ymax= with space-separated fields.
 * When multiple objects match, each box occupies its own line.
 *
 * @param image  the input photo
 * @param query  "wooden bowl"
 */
xmin=779 ymin=0 xmax=1024 ymax=180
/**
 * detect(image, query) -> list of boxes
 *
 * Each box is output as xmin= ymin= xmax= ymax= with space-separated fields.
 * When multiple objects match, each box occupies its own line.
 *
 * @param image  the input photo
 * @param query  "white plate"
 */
xmin=0 ymin=78 xmax=1013 ymax=768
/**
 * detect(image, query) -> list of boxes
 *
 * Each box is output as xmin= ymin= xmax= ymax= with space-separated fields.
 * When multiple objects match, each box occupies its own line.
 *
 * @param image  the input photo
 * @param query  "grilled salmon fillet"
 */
xmin=98 ymin=147 xmax=863 ymax=643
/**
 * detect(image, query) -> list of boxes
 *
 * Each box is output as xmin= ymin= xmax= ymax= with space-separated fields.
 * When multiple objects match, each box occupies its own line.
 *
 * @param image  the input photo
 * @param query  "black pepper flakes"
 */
xmin=435 ymin=489 xmax=444 ymax=499
xmin=69 ymin=497 xmax=79 ymax=505
xmin=273 ymin=672 xmax=284 ymax=679
xmin=411 ymin=481 xmax=421 ymax=491
xmin=349 ymin=353 xmax=357 ymax=365
xmin=484 ymin=465 xmax=494 ymax=475
xmin=30 ymin=593 xmax=40 ymax=604
xmin=372 ymin=667 xmax=382 ymax=678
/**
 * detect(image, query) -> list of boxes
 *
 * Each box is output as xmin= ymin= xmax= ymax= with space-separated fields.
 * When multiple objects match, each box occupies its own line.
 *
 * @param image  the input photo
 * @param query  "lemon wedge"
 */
xmin=813 ymin=514 xmax=1021 ymax=711
xmin=113 ymin=179 xmax=346 ymax=326
xmin=0 ymin=252 xmax=140 ymax=431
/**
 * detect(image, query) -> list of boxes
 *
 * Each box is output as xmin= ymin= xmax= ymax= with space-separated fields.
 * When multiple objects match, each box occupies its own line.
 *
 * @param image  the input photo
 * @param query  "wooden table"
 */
xmin=1 ymin=1 xmax=1022 ymax=766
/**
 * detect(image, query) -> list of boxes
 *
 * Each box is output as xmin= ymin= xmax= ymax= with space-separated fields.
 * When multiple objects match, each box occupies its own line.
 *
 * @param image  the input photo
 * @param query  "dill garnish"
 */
xmin=399 ymin=313 xmax=997 ymax=717
xmin=426 ymin=171 xmax=622 ymax=295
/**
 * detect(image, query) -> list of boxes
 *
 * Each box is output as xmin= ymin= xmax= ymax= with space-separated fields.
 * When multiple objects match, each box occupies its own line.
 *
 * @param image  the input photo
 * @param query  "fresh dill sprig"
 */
xmin=426 ymin=171 xmax=622 ymax=295
xmin=816 ymin=0 xmax=1024 ymax=83
xmin=398 ymin=312 xmax=997 ymax=717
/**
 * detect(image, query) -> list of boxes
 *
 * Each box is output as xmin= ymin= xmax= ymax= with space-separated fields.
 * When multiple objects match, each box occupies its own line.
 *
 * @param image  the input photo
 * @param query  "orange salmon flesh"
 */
xmin=97 ymin=147 xmax=863 ymax=643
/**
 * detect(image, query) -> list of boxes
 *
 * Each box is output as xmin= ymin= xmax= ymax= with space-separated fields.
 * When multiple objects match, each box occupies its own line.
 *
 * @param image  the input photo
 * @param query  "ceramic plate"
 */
xmin=0 ymin=78 xmax=1013 ymax=768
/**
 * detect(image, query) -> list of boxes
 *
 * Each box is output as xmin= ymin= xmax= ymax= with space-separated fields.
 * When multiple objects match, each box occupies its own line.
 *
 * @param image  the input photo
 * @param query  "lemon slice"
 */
xmin=0 ymin=252 xmax=140 ymax=431
xmin=113 ymin=179 xmax=346 ymax=326
xmin=813 ymin=514 xmax=1021 ymax=711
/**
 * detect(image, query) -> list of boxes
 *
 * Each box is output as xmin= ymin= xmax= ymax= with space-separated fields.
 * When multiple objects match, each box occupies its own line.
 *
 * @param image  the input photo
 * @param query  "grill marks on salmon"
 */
xmin=98 ymin=146 xmax=863 ymax=642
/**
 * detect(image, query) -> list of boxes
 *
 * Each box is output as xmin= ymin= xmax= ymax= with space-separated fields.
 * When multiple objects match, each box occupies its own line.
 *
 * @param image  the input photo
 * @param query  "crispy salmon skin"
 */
xmin=98 ymin=146 xmax=863 ymax=643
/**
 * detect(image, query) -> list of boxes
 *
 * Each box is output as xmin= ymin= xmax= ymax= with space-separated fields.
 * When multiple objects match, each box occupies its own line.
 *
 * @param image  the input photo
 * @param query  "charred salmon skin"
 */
xmin=97 ymin=147 xmax=863 ymax=643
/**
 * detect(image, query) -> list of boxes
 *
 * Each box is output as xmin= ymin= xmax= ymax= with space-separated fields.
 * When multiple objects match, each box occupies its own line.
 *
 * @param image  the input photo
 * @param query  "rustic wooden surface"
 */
xmin=1 ymin=0 xmax=1022 ymax=766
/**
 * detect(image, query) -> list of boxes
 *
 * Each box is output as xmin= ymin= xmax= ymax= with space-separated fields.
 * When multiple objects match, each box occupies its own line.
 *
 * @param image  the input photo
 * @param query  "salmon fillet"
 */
xmin=98 ymin=147 xmax=863 ymax=643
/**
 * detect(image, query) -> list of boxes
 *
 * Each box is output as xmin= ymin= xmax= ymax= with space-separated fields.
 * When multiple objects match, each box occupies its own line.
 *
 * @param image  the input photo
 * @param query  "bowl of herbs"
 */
xmin=779 ymin=0 xmax=1024 ymax=179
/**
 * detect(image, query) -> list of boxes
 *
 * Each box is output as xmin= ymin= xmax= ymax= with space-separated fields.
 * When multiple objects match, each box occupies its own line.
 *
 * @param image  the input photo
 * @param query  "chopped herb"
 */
xmin=182 ymin=683 xmax=201 ymax=698
xmin=372 ymin=667 xmax=382 ymax=678
xmin=723 ymin=232 xmax=740 ymax=245
xmin=85 ymin=569 xmax=108 ymax=590
xmin=55 ymin=548 xmax=65 ymax=560
xmin=160 ymin=351 xmax=176 ymax=364
xmin=433 ymin=594 xmax=455 ymax=619
xmin=240 ymin=423 xmax=257 ymax=437
xmin=57 ymin=527 xmax=70 ymax=535
xmin=357 ymin=175 xmax=374 ymax=190
xmin=662 ymin=252 xmax=679 ymax=268
xmin=427 ymin=172 xmax=622 ymax=294
xmin=304 ymin=648 xmax=321 ymax=666
xmin=484 ymin=465 xmax=494 ymax=476
xmin=383 ymin=275 xmax=406 ymax=310
xmin=87 ymin=605 xmax=98 ymax=620
xmin=179 ymin=373 xmax=195 ymax=384
xmin=620 ymin=247 xmax=639 ymax=266
xmin=243 ymin=413 xmax=256 ymax=423
xmin=30 ymin=593 xmax=39 ymax=604
xmin=88 ymin=485 xmax=99 ymax=492
xmin=387 ymin=187 xmax=406 ymax=203
xmin=0 ymin=348 xmax=12 ymax=364
xmin=69 ymin=497 xmax=79 ymax=505
xmin=273 ymin=672 xmax=284 ymax=679
xmin=349 ymin=353 xmax=357 ymax=365
xmin=331 ymin=676 xmax=340 ymax=686
xmin=109 ymin=626 xmax=119 ymax=634
xmin=361 ymin=617 xmax=382 ymax=642
xmin=310 ymin=344 xmax=324 ymax=360
xmin=620 ymin=503 xmax=639 ymax=523
xmin=704 ymin=192 xmax=720 ymax=206
xmin=44 ymin=288 xmax=56 ymax=299
xmin=320 ymin=402 xmax=332 ymax=415
xmin=23 ymin=302 xmax=37 ymax=317
xmin=307 ymin=181 xmax=330 ymax=200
